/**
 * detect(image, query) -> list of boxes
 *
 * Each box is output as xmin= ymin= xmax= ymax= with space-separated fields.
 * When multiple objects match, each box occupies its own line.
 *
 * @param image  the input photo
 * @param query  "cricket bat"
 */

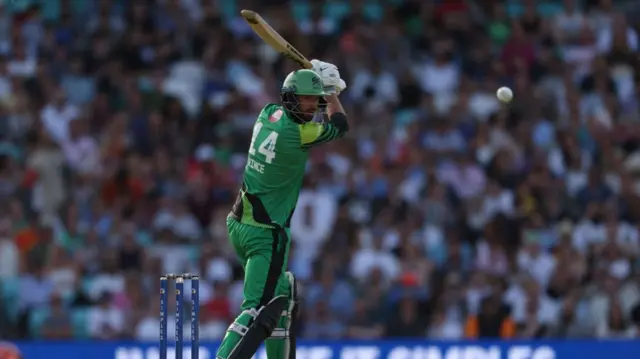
xmin=240 ymin=9 xmax=313 ymax=70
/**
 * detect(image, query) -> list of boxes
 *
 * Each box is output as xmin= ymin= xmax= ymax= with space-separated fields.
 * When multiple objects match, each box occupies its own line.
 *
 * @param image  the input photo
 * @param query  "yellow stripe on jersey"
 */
xmin=298 ymin=122 xmax=324 ymax=145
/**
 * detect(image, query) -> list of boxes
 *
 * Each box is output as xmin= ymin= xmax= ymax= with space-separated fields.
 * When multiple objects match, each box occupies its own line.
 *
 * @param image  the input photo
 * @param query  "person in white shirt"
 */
xmin=88 ymin=293 xmax=124 ymax=339
xmin=290 ymin=187 xmax=338 ymax=264
xmin=505 ymin=276 xmax=560 ymax=330
xmin=61 ymin=118 xmax=101 ymax=176
xmin=350 ymin=234 xmax=400 ymax=284
xmin=0 ymin=218 xmax=17 ymax=279
xmin=40 ymin=91 xmax=79 ymax=144
xmin=596 ymin=13 xmax=638 ymax=54
xmin=517 ymin=238 xmax=556 ymax=288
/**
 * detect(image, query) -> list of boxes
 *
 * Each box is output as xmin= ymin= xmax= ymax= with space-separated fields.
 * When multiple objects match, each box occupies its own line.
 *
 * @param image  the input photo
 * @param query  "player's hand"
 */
xmin=310 ymin=59 xmax=347 ymax=94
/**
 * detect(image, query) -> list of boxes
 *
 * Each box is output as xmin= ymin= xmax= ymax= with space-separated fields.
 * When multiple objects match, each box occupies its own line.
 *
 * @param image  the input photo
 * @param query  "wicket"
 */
xmin=160 ymin=273 xmax=200 ymax=359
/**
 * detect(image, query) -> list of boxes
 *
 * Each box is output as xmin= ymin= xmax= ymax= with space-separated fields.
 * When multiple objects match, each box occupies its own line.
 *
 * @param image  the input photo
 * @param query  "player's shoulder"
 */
xmin=259 ymin=103 xmax=287 ymax=122
xmin=258 ymin=103 xmax=299 ymax=131
xmin=259 ymin=103 xmax=281 ymax=116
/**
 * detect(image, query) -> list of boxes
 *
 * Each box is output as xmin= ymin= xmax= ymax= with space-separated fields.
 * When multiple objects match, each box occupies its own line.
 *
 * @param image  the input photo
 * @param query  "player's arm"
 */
xmin=300 ymin=60 xmax=349 ymax=148
xmin=300 ymin=94 xmax=349 ymax=148
xmin=326 ymin=93 xmax=345 ymax=118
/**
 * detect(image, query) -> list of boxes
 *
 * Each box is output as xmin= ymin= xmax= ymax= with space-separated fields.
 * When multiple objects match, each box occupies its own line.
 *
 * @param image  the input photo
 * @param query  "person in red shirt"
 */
xmin=101 ymin=167 xmax=145 ymax=207
xmin=501 ymin=22 xmax=536 ymax=76
xmin=186 ymin=144 xmax=235 ymax=193
xmin=204 ymin=281 xmax=232 ymax=323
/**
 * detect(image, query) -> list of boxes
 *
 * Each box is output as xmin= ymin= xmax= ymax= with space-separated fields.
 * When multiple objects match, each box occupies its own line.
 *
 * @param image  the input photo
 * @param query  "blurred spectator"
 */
xmin=306 ymin=267 xmax=355 ymax=319
xmin=384 ymin=297 xmax=427 ymax=338
xmin=87 ymin=293 xmax=124 ymax=340
xmin=135 ymin=299 xmax=172 ymax=341
xmin=0 ymin=219 xmax=18 ymax=279
xmin=303 ymin=301 xmax=345 ymax=340
xmin=26 ymin=130 xmax=66 ymax=219
xmin=630 ymin=303 xmax=640 ymax=337
xmin=345 ymin=299 xmax=384 ymax=339
xmin=18 ymin=260 xmax=54 ymax=313
xmin=464 ymin=295 xmax=515 ymax=339
xmin=200 ymin=281 xmax=232 ymax=340
xmin=351 ymin=234 xmax=400 ymax=285
xmin=596 ymin=295 xmax=631 ymax=338
xmin=41 ymin=294 xmax=73 ymax=340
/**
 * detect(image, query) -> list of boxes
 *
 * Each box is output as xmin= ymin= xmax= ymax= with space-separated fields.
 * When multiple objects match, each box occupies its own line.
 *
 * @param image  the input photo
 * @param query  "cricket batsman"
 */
xmin=215 ymin=60 xmax=348 ymax=359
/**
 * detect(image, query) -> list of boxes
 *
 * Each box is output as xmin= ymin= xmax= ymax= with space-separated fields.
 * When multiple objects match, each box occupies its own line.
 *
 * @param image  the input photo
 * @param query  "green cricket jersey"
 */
xmin=230 ymin=103 xmax=348 ymax=228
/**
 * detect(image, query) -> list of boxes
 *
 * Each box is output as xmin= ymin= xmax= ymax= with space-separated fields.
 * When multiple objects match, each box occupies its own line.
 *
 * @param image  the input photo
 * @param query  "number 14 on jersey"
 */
xmin=249 ymin=122 xmax=279 ymax=164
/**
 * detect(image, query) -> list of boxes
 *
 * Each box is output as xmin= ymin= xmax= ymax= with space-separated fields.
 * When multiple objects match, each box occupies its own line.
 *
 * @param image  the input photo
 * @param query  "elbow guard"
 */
xmin=330 ymin=112 xmax=349 ymax=134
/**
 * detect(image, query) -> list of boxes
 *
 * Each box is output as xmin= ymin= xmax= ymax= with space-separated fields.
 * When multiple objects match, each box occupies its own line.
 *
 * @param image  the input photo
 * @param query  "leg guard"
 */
xmin=219 ymin=295 xmax=289 ymax=359
xmin=266 ymin=272 xmax=299 ymax=359
xmin=288 ymin=273 xmax=300 ymax=359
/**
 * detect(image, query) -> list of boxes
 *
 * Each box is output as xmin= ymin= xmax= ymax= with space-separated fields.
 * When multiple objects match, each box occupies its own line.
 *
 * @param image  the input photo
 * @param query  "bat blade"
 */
xmin=240 ymin=9 xmax=312 ymax=69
